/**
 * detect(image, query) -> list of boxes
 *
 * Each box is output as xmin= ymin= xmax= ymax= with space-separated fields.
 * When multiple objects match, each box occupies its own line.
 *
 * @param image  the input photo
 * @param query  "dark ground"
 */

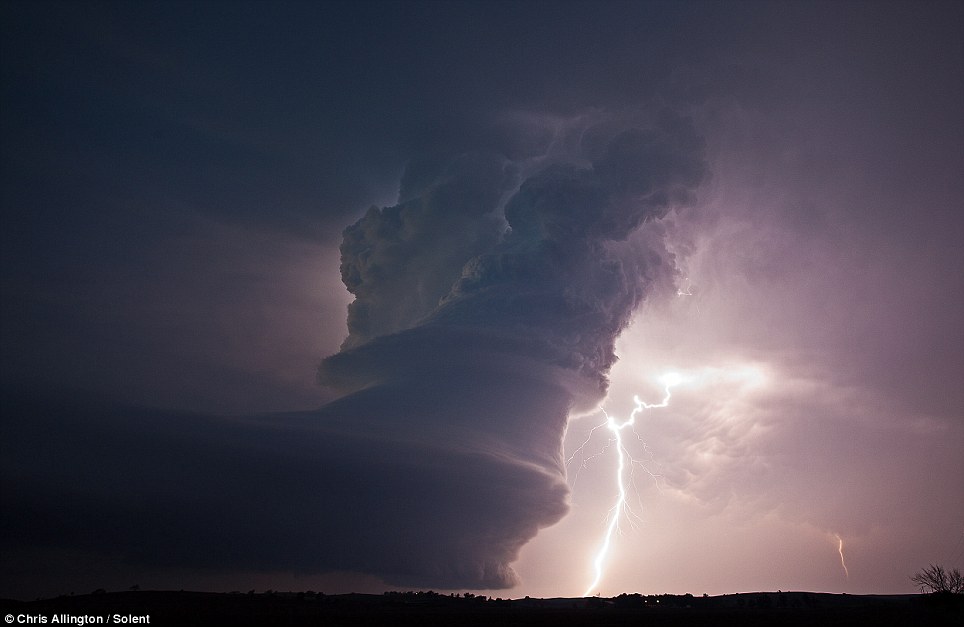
xmin=2 ymin=590 xmax=962 ymax=626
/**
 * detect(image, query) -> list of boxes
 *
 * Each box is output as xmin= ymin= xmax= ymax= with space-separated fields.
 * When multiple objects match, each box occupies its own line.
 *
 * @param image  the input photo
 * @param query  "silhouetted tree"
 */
xmin=613 ymin=593 xmax=644 ymax=609
xmin=910 ymin=564 xmax=964 ymax=594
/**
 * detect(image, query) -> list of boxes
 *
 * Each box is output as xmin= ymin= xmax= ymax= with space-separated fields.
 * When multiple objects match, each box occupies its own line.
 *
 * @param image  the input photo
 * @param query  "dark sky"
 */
xmin=1 ymin=0 xmax=962 ymax=599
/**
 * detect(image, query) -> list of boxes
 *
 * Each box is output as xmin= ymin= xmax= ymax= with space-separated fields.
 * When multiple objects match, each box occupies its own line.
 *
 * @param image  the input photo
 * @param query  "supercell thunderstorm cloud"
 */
xmin=318 ymin=115 xmax=706 ymax=585
xmin=2 ymin=114 xmax=706 ymax=590
xmin=1 ymin=0 xmax=962 ymax=601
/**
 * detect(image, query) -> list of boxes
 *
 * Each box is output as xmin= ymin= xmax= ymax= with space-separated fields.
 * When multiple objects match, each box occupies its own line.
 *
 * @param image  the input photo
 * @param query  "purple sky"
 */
xmin=1 ymin=0 xmax=962 ymax=599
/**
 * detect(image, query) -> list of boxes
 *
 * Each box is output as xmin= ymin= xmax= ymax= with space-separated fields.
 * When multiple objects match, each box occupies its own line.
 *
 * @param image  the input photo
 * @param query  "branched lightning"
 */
xmin=567 ymin=364 xmax=767 ymax=596
xmin=565 ymin=422 xmax=614 ymax=491
xmin=573 ymin=373 xmax=683 ymax=597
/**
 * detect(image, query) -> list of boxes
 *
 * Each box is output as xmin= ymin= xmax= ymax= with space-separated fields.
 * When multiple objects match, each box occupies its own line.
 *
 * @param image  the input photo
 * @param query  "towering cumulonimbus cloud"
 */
xmin=315 ymin=112 xmax=706 ymax=586
xmin=0 ymin=113 xmax=705 ymax=590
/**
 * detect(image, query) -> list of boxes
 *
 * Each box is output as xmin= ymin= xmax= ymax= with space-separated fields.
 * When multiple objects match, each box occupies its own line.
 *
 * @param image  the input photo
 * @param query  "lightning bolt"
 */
xmin=567 ymin=363 xmax=767 ymax=596
xmin=834 ymin=533 xmax=850 ymax=579
xmin=576 ymin=372 xmax=683 ymax=597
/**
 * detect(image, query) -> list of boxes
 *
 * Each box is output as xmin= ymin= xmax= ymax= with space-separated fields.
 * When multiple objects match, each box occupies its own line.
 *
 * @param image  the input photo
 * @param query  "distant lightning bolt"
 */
xmin=577 ymin=372 xmax=683 ymax=597
xmin=834 ymin=533 xmax=850 ymax=579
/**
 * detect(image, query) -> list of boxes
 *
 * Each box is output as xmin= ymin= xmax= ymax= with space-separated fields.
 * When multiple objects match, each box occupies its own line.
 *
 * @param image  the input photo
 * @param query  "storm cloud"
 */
xmin=1 ymin=114 xmax=706 ymax=589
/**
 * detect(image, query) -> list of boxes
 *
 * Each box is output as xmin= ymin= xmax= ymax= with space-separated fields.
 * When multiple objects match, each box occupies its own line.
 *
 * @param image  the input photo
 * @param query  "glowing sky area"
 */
xmin=2 ymin=0 xmax=962 ymax=601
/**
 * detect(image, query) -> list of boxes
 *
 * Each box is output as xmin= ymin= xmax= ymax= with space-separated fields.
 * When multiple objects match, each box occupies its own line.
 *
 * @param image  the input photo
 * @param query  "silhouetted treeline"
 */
xmin=3 ymin=589 xmax=961 ymax=627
